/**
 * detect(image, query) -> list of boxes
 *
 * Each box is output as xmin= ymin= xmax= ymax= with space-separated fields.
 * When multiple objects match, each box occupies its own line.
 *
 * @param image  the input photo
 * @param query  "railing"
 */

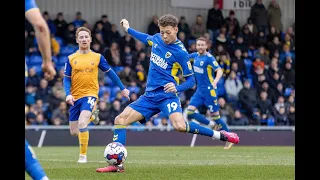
xmin=25 ymin=125 xmax=295 ymax=131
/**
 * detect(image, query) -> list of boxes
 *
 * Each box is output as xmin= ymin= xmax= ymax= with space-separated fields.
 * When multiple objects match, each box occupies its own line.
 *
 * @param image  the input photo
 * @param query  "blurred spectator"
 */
xmin=51 ymin=80 xmax=66 ymax=100
xmin=245 ymin=17 xmax=258 ymax=35
xmin=120 ymin=33 xmax=136 ymax=51
xmin=273 ymin=82 xmax=285 ymax=102
xmin=25 ymin=30 xmax=36 ymax=55
xmin=43 ymin=11 xmax=56 ymax=35
xmin=267 ymin=26 xmax=282 ymax=43
xmin=207 ymin=2 xmax=224 ymax=41
xmin=259 ymin=81 xmax=276 ymax=104
xmin=122 ymin=45 xmax=135 ymax=67
xmin=268 ymin=0 xmax=283 ymax=32
xmin=267 ymin=36 xmax=282 ymax=59
xmin=218 ymin=97 xmax=234 ymax=124
xmin=135 ymin=64 xmax=147 ymax=87
xmin=239 ymin=79 xmax=258 ymax=123
xmin=93 ymin=15 xmax=112 ymax=39
xmin=53 ymin=12 xmax=68 ymax=38
xmin=224 ymin=10 xmax=240 ymax=39
xmin=72 ymin=12 xmax=87 ymax=29
xmin=97 ymin=101 xmax=111 ymax=125
xmin=64 ymin=23 xmax=77 ymax=46
xmin=229 ymin=35 xmax=248 ymax=55
xmin=255 ymin=91 xmax=275 ymax=125
xmin=274 ymin=96 xmax=285 ymax=113
xmin=240 ymin=25 xmax=255 ymax=48
xmin=136 ymin=52 xmax=149 ymax=74
xmin=255 ymin=30 xmax=268 ymax=48
xmin=253 ymin=57 xmax=265 ymax=71
xmin=218 ymin=53 xmax=231 ymax=77
xmin=231 ymin=49 xmax=246 ymax=80
xmin=282 ymin=62 xmax=295 ymax=88
xmin=92 ymin=33 xmax=106 ymax=50
xmin=269 ymin=71 xmax=283 ymax=90
xmin=119 ymin=66 xmax=139 ymax=86
xmin=285 ymin=95 xmax=295 ymax=109
xmin=105 ymin=42 xmax=122 ymax=66
xmin=48 ymin=90 xmax=63 ymax=112
xmin=178 ymin=16 xmax=191 ymax=39
xmin=33 ymin=113 xmax=48 ymax=125
xmin=148 ymin=15 xmax=160 ymax=35
xmin=27 ymin=68 xmax=41 ymax=87
xmin=107 ymin=100 xmax=122 ymax=124
xmin=51 ymin=34 xmax=60 ymax=56
xmin=288 ymin=106 xmax=295 ymax=125
xmin=36 ymin=79 xmax=51 ymax=104
xmin=230 ymin=110 xmax=249 ymax=125
xmin=51 ymin=101 xmax=68 ymax=125
xmin=255 ymin=46 xmax=270 ymax=67
xmin=250 ymin=0 xmax=268 ymax=33
xmin=178 ymin=32 xmax=189 ymax=50
xmin=191 ymin=15 xmax=205 ymax=39
xmin=25 ymin=86 xmax=37 ymax=106
xmin=34 ymin=99 xmax=47 ymax=115
xmin=225 ymin=71 xmax=243 ymax=102
xmin=107 ymin=24 xmax=121 ymax=46
xmin=275 ymin=106 xmax=288 ymax=125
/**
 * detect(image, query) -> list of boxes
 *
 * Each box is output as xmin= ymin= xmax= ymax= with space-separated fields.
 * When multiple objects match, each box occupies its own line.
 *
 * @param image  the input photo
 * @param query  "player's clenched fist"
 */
xmin=164 ymin=82 xmax=177 ymax=93
xmin=66 ymin=95 xmax=75 ymax=106
xmin=121 ymin=88 xmax=130 ymax=100
xmin=120 ymin=19 xmax=130 ymax=32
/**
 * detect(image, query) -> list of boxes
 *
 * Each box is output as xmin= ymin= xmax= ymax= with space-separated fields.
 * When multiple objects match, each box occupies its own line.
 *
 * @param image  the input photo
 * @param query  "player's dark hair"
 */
xmin=196 ymin=37 xmax=207 ymax=44
xmin=76 ymin=27 xmax=91 ymax=38
xmin=158 ymin=14 xmax=179 ymax=27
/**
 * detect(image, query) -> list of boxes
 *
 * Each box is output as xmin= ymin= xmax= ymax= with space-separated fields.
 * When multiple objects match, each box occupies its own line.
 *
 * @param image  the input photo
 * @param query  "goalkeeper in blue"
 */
xmin=188 ymin=37 xmax=233 ymax=150
xmin=96 ymin=14 xmax=239 ymax=173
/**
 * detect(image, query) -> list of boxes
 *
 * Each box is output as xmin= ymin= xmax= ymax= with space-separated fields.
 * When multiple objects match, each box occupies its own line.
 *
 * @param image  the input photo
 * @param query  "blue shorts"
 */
xmin=69 ymin=96 xmax=97 ymax=121
xmin=189 ymin=88 xmax=219 ymax=113
xmin=129 ymin=88 xmax=182 ymax=123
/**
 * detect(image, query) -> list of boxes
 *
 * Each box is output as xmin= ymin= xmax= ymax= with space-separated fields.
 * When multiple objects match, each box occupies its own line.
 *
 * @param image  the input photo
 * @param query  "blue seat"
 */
xmin=57 ymin=56 xmax=69 ymax=66
xmin=52 ymin=56 xmax=58 ymax=64
xmin=60 ymin=46 xmax=76 ymax=56
xmin=111 ymin=86 xmax=120 ymax=98
xmin=98 ymin=86 xmax=111 ymax=97
xmin=284 ymin=88 xmax=293 ymax=97
xmin=112 ymin=66 xmax=124 ymax=74
xmin=28 ymin=55 xmax=42 ymax=66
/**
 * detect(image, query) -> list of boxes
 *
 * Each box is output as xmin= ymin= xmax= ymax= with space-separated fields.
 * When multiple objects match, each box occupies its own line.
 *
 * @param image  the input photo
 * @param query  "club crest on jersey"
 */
xmin=165 ymin=51 xmax=172 ymax=58
xmin=200 ymin=61 xmax=204 ymax=66
xmin=213 ymin=61 xmax=218 ymax=66
xmin=187 ymin=61 xmax=192 ymax=70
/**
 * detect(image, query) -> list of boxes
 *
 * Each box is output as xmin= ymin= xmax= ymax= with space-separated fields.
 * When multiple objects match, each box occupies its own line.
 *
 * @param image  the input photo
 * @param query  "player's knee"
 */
xmin=172 ymin=121 xmax=186 ymax=132
xmin=78 ymin=120 xmax=87 ymax=129
xmin=70 ymin=129 xmax=78 ymax=136
xmin=114 ymin=115 xmax=128 ymax=126
xmin=211 ymin=111 xmax=219 ymax=116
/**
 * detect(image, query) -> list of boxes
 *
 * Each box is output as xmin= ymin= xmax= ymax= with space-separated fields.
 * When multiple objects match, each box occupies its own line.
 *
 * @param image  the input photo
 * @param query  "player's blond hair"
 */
xmin=158 ymin=14 xmax=178 ymax=27
xmin=75 ymin=27 xmax=91 ymax=38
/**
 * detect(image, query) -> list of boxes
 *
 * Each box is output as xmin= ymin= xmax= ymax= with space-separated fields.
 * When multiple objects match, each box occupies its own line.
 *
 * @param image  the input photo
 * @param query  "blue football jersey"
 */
xmin=189 ymin=52 xmax=220 ymax=90
xmin=145 ymin=34 xmax=193 ymax=92
xmin=25 ymin=0 xmax=38 ymax=13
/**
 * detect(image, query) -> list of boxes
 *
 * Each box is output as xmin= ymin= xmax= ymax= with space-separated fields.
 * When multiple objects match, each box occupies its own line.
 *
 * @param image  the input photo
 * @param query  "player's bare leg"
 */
xmin=170 ymin=112 xmax=239 ymax=143
xmin=210 ymin=111 xmax=234 ymax=149
xmin=77 ymin=110 xmax=93 ymax=163
xmin=96 ymin=107 xmax=144 ymax=173
xmin=187 ymin=105 xmax=217 ymax=129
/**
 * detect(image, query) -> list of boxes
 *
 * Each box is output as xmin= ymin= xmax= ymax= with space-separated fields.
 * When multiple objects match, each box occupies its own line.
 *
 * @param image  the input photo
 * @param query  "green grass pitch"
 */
xmin=25 ymin=146 xmax=294 ymax=180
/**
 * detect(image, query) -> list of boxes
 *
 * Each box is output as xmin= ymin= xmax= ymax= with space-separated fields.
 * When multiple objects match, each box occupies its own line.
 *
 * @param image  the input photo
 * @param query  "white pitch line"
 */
xmin=37 ymin=130 xmax=47 ymax=148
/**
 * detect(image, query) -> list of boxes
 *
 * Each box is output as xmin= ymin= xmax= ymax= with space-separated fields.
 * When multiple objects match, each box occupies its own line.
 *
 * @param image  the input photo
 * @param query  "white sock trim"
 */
xmin=212 ymin=130 xmax=221 ymax=140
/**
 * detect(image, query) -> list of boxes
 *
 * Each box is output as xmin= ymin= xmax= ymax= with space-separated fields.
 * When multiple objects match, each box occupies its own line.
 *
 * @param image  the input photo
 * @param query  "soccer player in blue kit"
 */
xmin=96 ymin=14 xmax=239 ymax=173
xmin=25 ymin=0 xmax=56 ymax=179
xmin=187 ymin=37 xmax=234 ymax=150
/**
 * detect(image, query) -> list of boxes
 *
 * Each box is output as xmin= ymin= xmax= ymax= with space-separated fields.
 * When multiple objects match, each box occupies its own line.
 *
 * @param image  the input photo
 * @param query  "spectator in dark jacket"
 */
xmin=207 ymin=2 xmax=224 ymax=41
xmin=250 ymin=0 xmax=268 ymax=33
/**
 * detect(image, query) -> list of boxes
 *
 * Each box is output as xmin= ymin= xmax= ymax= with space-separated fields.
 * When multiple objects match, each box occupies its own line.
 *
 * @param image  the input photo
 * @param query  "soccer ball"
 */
xmin=104 ymin=142 xmax=127 ymax=165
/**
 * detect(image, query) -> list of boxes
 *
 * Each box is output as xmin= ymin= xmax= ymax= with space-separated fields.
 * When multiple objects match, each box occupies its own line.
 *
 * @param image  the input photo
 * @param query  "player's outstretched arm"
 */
xmin=63 ymin=60 xmax=75 ymax=105
xmin=213 ymin=68 xmax=223 ymax=88
xmin=25 ymin=8 xmax=56 ymax=80
xmin=120 ymin=19 xmax=151 ymax=45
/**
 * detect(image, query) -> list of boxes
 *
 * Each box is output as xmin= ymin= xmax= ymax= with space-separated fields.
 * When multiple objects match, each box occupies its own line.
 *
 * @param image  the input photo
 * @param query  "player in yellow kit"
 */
xmin=63 ymin=27 xmax=130 ymax=163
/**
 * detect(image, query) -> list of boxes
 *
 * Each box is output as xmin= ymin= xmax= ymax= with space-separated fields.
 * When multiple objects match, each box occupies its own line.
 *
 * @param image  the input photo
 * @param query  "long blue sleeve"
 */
xmin=107 ymin=70 xmax=125 ymax=90
xmin=176 ymin=75 xmax=195 ymax=93
xmin=127 ymin=28 xmax=149 ymax=45
xmin=63 ymin=76 xmax=71 ymax=96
